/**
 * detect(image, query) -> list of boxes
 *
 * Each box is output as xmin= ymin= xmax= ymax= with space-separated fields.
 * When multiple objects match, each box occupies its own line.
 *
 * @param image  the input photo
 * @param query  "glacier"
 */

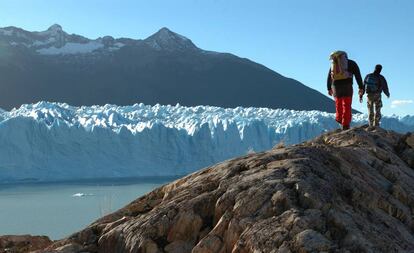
xmin=0 ymin=102 xmax=413 ymax=183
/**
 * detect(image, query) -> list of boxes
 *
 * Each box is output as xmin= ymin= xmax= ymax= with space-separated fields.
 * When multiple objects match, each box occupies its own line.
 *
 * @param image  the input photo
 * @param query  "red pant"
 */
xmin=335 ymin=96 xmax=352 ymax=127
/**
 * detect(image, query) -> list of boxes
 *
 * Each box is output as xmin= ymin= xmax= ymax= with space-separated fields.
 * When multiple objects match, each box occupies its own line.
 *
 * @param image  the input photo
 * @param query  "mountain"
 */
xmin=0 ymin=24 xmax=336 ymax=112
xmin=0 ymin=102 xmax=412 ymax=183
xmin=5 ymin=127 xmax=414 ymax=252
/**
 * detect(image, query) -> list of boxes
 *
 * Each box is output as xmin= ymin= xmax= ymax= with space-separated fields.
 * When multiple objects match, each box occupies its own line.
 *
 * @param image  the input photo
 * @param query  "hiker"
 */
xmin=327 ymin=51 xmax=364 ymax=130
xmin=363 ymin=64 xmax=390 ymax=127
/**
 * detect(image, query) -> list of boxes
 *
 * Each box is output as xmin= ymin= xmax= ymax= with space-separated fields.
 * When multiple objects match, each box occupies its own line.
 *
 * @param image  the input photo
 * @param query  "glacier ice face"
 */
xmin=0 ymin=102 xmax=413 ymax=183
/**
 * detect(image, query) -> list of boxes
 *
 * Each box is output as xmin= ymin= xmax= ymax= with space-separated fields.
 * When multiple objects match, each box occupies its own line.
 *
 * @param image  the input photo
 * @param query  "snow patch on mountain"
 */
xmin=1 ymin=24 xmax=118 ymax=55
xmin=1 ymin=24 xmax=199 ymax=55
xmin=0 ymin=28 xmax=29 ymax=39
xmin=31 ymin=37 xmax=56 ymax=47
xmin=107 ymin=42 xmax=125 ymax=51
xmin=0 ymin=28 xmax=13 ymax=36
xmin=37 ymin=41 xmax=104 ymax=55
xmin=0 ymin=102 xmax=412 ymax=183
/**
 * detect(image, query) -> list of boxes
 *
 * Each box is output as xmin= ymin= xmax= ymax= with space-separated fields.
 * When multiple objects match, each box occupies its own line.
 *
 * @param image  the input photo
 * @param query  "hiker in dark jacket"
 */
xmin=327 ymin=51 xmax=364 ymax=130
xmin=363 ymin=64 xmax=390 ymax=127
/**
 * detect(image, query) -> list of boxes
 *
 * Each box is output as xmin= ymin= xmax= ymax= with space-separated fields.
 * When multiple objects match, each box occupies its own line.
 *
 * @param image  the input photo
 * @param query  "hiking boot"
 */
xmin=367 ymin=126 xmax=376 ymax=131
xmin=336 ymin=121 xmax=343 ymax=130
xmin=342 ymin=125 xmax=350 ymax=131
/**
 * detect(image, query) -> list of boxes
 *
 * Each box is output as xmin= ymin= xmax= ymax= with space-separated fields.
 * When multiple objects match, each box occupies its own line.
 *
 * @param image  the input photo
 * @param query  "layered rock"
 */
xmin=21 ymin=128 xmax=414 ymax=252
xmin=0 ymin=235 xmax=52 ymax=253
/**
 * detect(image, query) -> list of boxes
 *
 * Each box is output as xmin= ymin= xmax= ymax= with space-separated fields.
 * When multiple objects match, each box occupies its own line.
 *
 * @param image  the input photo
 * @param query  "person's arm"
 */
xmin=360 ymin=75 xmax=369 ymax=102
xmin=381 ymin=76 xmax=390 ymax=97
xmin=362 ymin=74 xmax=369 ymax=90
xmin=327 ymin=69 xmax=333 ymax=95
xmin=351 ymin=60 xmax=364 ymax=90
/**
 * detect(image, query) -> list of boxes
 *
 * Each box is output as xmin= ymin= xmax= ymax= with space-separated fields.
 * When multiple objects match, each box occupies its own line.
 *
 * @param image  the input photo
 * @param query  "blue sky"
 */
xmin=0 ymin=0 xmax=413 ymax=116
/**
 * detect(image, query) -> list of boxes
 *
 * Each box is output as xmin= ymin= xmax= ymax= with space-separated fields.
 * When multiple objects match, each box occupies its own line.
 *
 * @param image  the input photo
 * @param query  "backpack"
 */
xmin=364 ymin=74 xmax=381 ymax=94
xmin=330 ymin=51 xmax=352 ymax=81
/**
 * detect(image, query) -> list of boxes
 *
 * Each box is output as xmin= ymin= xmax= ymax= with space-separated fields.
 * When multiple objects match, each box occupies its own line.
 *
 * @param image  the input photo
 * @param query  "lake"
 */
xmin=0 ymin=177 xmax=177 ymax=240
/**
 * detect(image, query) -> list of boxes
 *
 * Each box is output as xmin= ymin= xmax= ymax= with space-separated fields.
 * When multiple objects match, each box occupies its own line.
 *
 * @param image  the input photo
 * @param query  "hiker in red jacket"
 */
xmin=327 ymin=51 xmax=364 ymax=130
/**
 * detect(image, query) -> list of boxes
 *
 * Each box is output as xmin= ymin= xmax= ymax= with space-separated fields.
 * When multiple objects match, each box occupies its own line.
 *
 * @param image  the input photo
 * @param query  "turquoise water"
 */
xmin=0 ymin=177 xmax=176 ymax=240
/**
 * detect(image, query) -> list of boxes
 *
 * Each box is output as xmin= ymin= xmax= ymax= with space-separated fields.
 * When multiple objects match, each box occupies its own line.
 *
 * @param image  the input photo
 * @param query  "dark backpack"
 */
xmin=364 ymin=74 xmax=381 ymax=94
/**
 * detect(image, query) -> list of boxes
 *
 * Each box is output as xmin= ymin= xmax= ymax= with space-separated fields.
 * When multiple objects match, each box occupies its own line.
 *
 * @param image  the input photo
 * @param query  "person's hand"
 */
xmin=386 ymin=93 xmax=390 ymax=98
xmin=328 ymin=89 xmax=333 ymax=96
xmin=359 ymin=96 xmax=363 ymax=103
xmin=358 ymin=89 xmax=364 ymax=97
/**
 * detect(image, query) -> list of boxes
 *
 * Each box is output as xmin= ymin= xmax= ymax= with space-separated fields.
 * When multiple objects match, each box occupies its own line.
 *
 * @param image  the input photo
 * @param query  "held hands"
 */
xmin=328 ymin=89 xmax=333 ymax=96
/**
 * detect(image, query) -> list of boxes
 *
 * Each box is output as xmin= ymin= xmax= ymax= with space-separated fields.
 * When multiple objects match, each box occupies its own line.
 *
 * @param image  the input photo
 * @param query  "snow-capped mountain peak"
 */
xmin=47 ymin=24 xmax=63 ymax=33
xmin=42 ymin=24 xmax=65 ymax=38
xmin=0 ymin=25 xmax=199 ymax=55
xmin=0 ymin=24 xmax=117 ymax=55
xmin=0 ymin=26 xmax=32 ymax=40
xmin=144 ymin=27 xmax=198 ymax=51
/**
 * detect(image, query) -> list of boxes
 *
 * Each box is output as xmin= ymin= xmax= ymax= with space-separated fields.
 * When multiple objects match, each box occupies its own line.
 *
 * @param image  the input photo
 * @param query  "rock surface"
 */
xmin=16 ymin=127 xmax=414 ymax=252
xmin=0 ymin=235 xmax=52 ymax=253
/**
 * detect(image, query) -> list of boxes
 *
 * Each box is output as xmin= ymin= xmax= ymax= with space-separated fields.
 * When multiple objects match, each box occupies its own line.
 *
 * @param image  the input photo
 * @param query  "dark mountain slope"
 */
xmin=0 ymin=25 xmax=336 ymax=112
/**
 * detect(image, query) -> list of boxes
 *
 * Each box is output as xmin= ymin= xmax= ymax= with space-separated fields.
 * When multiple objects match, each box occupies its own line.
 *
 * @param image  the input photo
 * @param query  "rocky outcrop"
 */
xmin=0 ymin=235 xmax=52 ymax=253
xmin=25 ymin=128 xmax=414 ymax=252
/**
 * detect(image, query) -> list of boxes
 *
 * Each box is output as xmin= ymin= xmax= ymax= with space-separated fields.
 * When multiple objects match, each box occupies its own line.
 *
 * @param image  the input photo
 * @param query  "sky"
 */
xmin=0 ymin=0 xmax=413 ymax=116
